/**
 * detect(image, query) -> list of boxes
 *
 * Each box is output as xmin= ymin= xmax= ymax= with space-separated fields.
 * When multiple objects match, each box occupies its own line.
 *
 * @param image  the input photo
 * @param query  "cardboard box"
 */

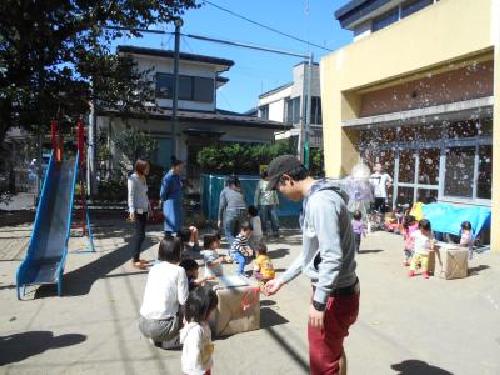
xmin=210 ymin=284 xmax=260 ymax=337
xmin=427 ymin=250 xmax=436 ymax=276
xmin=438 ymin=245 xmax=469 ymax=280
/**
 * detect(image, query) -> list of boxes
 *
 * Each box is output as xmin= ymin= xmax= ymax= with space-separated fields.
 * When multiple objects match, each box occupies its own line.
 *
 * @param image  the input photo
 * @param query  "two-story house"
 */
xmin=257 ymin=62 xmax=323 ymax=148
xmin=95 ymin=45 xmax=290 ymax=188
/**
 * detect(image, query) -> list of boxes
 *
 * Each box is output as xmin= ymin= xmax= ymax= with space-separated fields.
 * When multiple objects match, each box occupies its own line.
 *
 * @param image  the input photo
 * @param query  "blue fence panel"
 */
xmin=201 ymin=174 xmax=302 ymax=221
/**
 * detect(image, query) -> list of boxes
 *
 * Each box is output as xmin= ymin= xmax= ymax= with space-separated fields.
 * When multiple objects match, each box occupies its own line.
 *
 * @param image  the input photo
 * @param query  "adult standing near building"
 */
xmin=254 ymin=169 xmax=280 ymax=238
xmin=160 ymin=159 xmax=184 ymax=237
xmin=264 ymin=155 xmax=360 ymax=375
xmin=128 ymin=159 xmax=151 ymax=270
xmin=369 ymin=162 xmax=392 ymax=213
xmin=218 ymin=176 xmax=246 ymax=247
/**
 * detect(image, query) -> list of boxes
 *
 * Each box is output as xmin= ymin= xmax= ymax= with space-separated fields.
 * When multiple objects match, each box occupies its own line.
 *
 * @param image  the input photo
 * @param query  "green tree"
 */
xmin=114 ymin=127 xmax=158 ymax=168
xmin=0 ymin=0 xmax=199 ymax=143
xmin=197 ymin=140 xmax=296 ymax=175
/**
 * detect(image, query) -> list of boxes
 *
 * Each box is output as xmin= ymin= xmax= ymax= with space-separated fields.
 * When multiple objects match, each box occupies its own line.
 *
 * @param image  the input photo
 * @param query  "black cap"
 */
xmin=266 ymin=154 xmax=303 ymax=190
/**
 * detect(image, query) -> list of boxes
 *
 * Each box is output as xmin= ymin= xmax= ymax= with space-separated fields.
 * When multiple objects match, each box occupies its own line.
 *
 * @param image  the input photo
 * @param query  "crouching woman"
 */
xmin=139 ymin=237 xmax=188 ymax=346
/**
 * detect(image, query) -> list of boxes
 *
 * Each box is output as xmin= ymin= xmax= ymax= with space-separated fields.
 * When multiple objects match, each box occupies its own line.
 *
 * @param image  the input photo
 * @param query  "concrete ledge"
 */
xmin=342 ymin=96 xmax=494 ymax=127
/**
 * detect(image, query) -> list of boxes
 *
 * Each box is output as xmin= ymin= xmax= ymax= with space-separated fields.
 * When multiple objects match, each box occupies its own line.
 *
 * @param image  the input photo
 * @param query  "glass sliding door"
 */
xmin=395 ymin=147 xmax=440 ymax=206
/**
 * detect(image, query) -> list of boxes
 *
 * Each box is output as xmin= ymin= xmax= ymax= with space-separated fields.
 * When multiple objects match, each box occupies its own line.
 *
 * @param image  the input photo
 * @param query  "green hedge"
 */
xmin=197 ymin=141 xmax=323 ymax=175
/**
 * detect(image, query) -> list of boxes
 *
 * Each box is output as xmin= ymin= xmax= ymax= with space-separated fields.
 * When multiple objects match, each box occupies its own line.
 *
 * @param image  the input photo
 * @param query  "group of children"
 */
xmin=144 ymin=205 xmax=275 ymax=375
xmin=400 ymin=216 xmax=474 ymax=278
xmin=350 ymin=208 xmax=474 ymax=279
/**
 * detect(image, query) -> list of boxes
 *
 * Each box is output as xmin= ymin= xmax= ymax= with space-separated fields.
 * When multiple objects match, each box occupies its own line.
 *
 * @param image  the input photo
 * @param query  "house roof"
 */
xmin=259 ymin=82 xmax=293 ymax=99
xmin=97 ymin=108 xmax=292 ymax=130
xmin=117 ymin=45 xmax=235 ymax=68
xmin=334 ymin=0 xmax=372 ymax=19
xmin=335 ymin=0 xmax=396 ymax=29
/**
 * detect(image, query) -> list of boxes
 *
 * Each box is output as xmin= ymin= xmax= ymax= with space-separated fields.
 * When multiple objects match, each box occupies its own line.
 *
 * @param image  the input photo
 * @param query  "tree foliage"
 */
xmin=197 ymin=141 xmax=325 ymax=176
xmin=114 ymin=127 xmax=158 ymax=167
xmin=197 ymin=141 xmax=296 ymax=174
xmin=0 ymin=0 xmax=199 ymax=142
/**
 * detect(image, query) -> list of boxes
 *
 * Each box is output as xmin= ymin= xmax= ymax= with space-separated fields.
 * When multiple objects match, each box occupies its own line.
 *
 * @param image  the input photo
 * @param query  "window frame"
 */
xmin=155 ymin=73 xmax=214 ymax=103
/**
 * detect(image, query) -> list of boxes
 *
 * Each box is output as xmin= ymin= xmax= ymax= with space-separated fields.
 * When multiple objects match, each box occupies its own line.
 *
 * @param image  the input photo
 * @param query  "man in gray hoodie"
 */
xmin=265 ymin=155 xmax=359 ymax=375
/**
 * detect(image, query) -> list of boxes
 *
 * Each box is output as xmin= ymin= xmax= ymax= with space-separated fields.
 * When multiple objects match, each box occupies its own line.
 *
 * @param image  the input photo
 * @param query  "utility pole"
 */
xmin=172 ymin=18 xmax=183 ymax=160
xmin=304 ymin=52 xmax=313 ymax=170
xmin=298 ymin=61 xmax=306 ymax=163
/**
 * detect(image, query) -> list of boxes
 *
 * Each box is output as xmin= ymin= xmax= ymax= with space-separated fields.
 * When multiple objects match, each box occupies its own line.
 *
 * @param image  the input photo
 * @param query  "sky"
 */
xmin=111 ymin=0 xmax=353 ymax=113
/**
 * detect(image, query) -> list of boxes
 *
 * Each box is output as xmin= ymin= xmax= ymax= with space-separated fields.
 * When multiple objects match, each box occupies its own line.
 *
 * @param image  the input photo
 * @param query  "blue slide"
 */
xmin=16 ymin=152 xmax=79 ymax=298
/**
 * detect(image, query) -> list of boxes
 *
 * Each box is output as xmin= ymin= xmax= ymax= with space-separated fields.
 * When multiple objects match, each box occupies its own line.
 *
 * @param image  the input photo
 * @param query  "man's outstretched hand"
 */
xmin=264 ymin=279 xmax=283 ymax=296
xmin=309 ymin=304 xmax=325 ymax=330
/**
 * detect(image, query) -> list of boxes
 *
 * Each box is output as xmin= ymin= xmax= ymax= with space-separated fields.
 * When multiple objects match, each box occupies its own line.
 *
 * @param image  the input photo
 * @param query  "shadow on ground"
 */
xmin=0 ymin=331 xmax=86 ymax=366
xmin=391 ymin=360 xmax=453 ymax=374
xmin=35 ymin=235 xmax=153 ymax=298
xmin=260 ymin=307 xmax=289 ymax=329
xmin=468 ymin=264 xmax=490 ymax=275
xmin=359 ymin=249 xmax=384 ymax=255
xmin=268 ymin=248 xmax=290 ymax=259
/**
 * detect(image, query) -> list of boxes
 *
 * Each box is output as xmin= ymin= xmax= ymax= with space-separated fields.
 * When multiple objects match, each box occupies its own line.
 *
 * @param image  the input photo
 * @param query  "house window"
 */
xmin=258 ymin=105 xmax=269 ymax=120
xmin=193 ymin=76 xmax=214 ymax=103
xmin=156 ymin=73 xmax=174 ymax=99
xmin=178 ymin=75 xmax=193 ymax=101
xmin=285 ymin=97 xmax=301 ymax=124
xmin=401 ymin=0 xmax=433 ymax=18
xmin=444 ymin=146 xmax=475 ymax=198
xmin=156 ymin=73 xmax=214 ymax=103
xmin=310 ymin=96 xmax=322 ymax=125
xmin=372 ymin=7 xmax=399 ymax=32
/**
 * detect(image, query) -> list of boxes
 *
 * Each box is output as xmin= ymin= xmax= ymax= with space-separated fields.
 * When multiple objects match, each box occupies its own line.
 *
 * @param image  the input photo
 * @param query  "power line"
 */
xmin=204 ymin=0 xmax=332 ymax=52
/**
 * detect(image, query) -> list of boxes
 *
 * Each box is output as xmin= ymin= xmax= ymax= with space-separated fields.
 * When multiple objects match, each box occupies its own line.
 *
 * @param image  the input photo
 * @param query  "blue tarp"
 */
xmin=201 ymin=174 xmax=302 ymax=221
xmin=422 ymin=203 xmax=491 ymax=236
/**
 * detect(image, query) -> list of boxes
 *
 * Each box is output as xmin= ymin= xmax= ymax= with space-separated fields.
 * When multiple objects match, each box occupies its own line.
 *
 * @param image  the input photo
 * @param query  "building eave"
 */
xmin=96 ymin=108 xmax=293 ymax=130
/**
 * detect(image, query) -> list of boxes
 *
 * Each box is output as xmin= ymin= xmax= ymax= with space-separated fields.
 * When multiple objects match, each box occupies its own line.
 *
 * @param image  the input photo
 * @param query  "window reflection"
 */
xmin=418 ymin=148 xmax=440 ymax=185
xmin=477 ymin=145 xmax=492 ymax=199
xmin=444 ymin=146 xmax=475 ymax=198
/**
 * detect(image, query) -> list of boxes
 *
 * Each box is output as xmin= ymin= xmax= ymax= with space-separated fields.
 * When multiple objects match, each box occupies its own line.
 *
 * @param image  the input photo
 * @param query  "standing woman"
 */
xmin=160 ymin=159 xmax=184 ymax=237
xmin=128 ymin=159 xmax=151 ymax=269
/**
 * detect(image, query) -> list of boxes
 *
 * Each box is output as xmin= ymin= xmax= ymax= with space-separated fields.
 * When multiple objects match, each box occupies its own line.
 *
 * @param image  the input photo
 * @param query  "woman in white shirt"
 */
xmin=139 ymin=237 xmax=188 ymax=346
xmin=128 ymin=159 xmax=151 ymax=269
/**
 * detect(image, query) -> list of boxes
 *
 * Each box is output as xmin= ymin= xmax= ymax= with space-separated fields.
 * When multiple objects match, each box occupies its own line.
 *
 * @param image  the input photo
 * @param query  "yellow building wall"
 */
xmin=492 ymin=0 xmax=500 ymax=251
xmin=321 ymin=0 xmax=499 ymax=251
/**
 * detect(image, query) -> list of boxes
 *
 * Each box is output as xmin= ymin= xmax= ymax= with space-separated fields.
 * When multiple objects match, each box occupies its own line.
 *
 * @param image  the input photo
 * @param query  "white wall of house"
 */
xmin=290 ymin=63 xmax=321 ymax=99
xmin=130 ymin=54 xmax=222 ymax=112
xmin=258 ymin=85 xmax=292 ymax=122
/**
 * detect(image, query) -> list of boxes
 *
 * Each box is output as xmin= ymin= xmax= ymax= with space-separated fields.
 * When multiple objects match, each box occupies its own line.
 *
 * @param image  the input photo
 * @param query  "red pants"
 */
xmin=308 ymin=291 xmax=360 ymax=375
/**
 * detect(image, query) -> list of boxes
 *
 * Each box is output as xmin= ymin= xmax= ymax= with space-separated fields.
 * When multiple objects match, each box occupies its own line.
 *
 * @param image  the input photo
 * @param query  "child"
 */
xmin=180 ymin=259 xmax=214 ymax=291
xmin=409 ymin=219 xmax=435 ymax=279
xmin=179 ymin=225 xmax=201 ymax=253
xmin=401 ymin=215 xmax=418 ymax=266
xmin=139 ymin=237 xmax=188 ymax=347
xmin=231 ymin=221 xmax=254 ymax=276
xmin=180 ymin=287 xmax=218 ymax=375
xmin=253 ymin=243 xmax=275 ymax=287
xmin=201 ymin=234 xmax=225 ymax=279
xmin=248 ymin=205 xmax=263 ymax=247
xmin=460 ymin=221 xmax=474 ymax=259
xmin=351 ymin=210 xmax=366 ymax=254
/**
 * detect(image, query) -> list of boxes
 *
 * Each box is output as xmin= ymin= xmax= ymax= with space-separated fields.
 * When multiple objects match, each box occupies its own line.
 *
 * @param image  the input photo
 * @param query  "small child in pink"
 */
xmin=401 ymin=215 xmax=418 ymax=266
xmin=460 ymin=220 xmax=473 ymax=259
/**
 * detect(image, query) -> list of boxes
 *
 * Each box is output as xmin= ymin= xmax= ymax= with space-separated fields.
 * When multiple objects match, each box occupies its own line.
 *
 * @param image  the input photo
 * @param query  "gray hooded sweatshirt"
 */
xmin=277 ymin=179 xmax=357 ymax=305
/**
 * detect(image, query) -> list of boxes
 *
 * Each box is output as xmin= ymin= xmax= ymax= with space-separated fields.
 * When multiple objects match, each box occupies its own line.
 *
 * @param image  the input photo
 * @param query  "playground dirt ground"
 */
xmin=1 ymin=221 xmax=500 ymax=375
